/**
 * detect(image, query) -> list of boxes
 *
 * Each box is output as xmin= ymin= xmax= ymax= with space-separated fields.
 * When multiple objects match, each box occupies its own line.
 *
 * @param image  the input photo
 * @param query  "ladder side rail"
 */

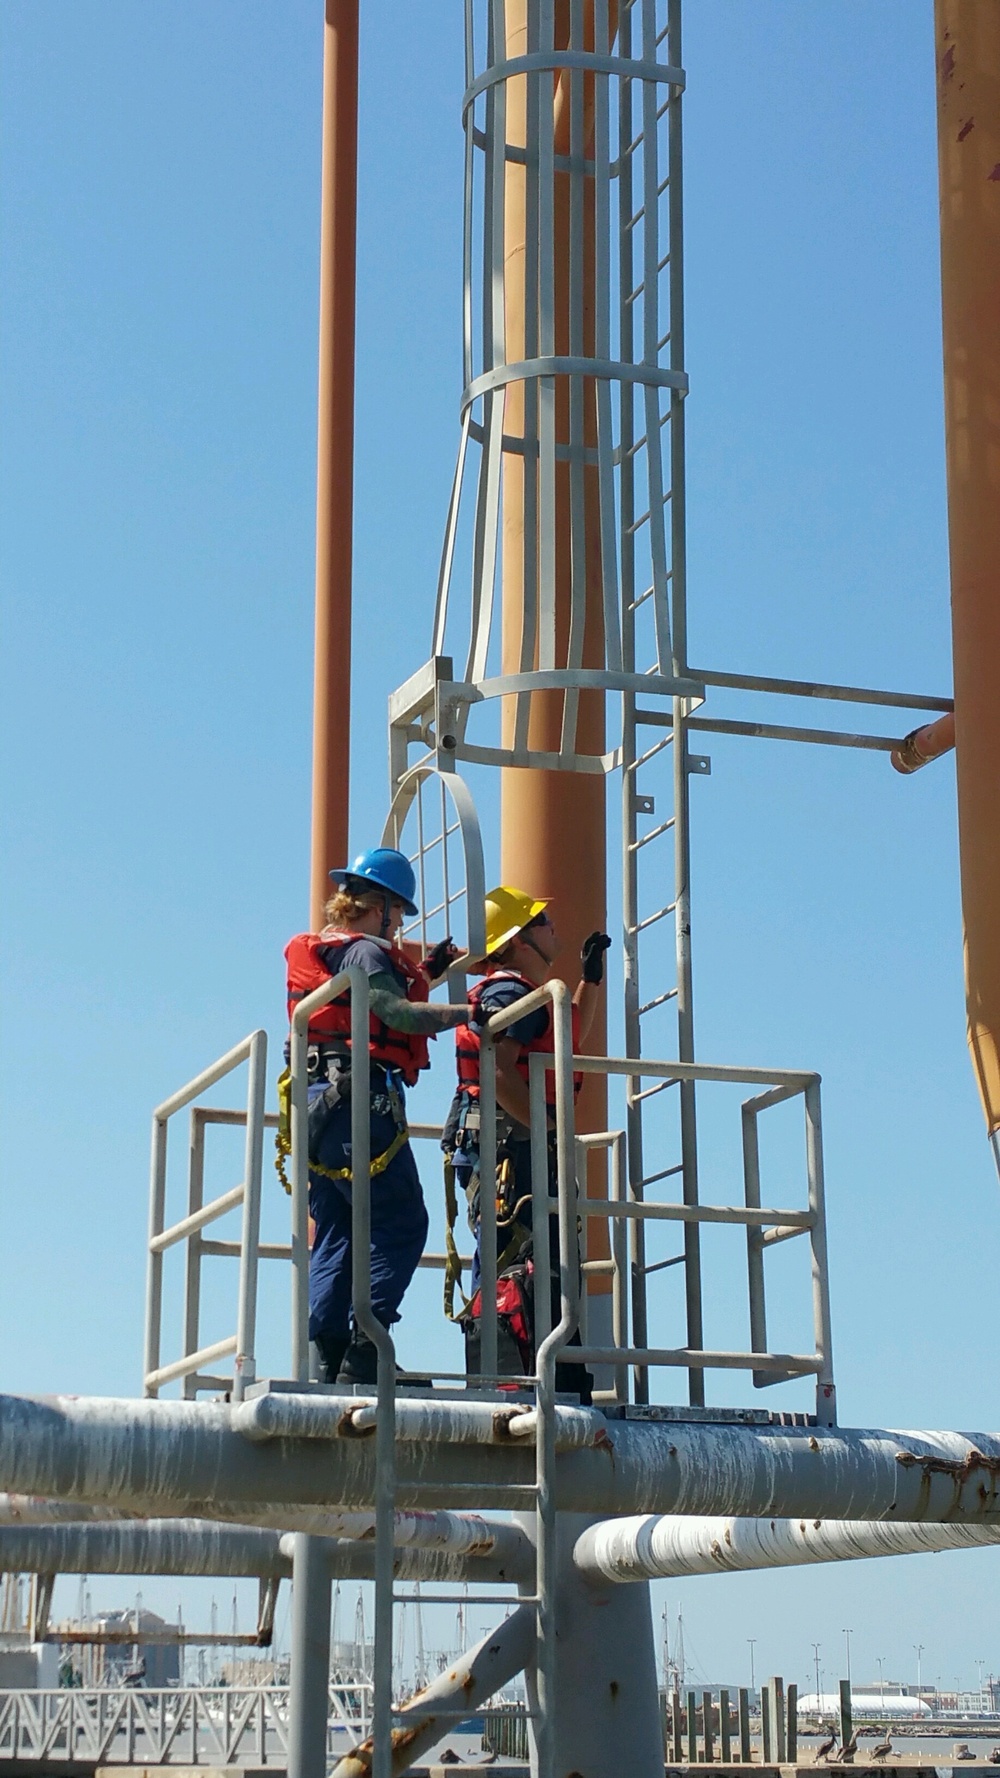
xmin=345 ymin=970 xmax=395 ymax=1778
xmin=535 ymin=980 xmax=580 ymax=1778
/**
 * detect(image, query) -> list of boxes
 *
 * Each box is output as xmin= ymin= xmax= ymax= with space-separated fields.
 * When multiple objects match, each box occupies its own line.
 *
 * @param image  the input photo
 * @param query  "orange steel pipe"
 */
xmin=501 ymin=3 xmax=612 ymax=1272
xmin=309 ymin=0 xmax=359 ymax=930
xmin=934 ymin=1 xmax=1000 ymax=1134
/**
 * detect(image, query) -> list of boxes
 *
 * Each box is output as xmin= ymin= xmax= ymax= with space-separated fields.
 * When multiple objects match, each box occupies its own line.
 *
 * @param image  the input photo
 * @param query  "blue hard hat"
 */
xmin=329 ymin=847 xmax=418 ymax=916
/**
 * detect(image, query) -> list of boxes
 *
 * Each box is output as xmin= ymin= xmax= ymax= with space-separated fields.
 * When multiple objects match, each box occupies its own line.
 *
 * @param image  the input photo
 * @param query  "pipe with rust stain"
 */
xmin=330 ymin=1603 xmax=536 ymax=1777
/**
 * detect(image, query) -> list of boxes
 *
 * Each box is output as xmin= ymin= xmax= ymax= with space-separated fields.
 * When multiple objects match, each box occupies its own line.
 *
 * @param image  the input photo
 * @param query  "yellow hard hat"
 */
xmin=482 ymin=885 xmax=550 ymax=958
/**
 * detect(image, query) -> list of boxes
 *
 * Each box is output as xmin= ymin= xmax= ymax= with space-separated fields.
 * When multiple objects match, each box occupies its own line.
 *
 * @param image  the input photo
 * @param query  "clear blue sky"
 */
xmin=2 ymin=1 xmax=997 ymax=1690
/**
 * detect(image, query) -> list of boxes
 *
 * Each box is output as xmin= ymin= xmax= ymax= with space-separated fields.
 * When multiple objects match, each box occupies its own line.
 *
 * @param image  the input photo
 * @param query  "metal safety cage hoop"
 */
xmin=412 ymin=0 xmax=700 ymax=782
xmin=144 ymin=1030 xmax=268 ymax=1403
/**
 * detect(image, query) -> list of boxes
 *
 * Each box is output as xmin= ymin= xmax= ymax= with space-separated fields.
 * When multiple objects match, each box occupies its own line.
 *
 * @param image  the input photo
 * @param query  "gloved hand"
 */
xmin=425 ymin=937 xmax=461 ymax=982
xmin=581 ymin=931 xmax=612 ymax=984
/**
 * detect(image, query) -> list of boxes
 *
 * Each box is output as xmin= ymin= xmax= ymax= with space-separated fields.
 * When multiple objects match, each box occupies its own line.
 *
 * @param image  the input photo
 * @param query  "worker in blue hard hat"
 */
xmin=285 ymin=846 xmax=472 ymax=1385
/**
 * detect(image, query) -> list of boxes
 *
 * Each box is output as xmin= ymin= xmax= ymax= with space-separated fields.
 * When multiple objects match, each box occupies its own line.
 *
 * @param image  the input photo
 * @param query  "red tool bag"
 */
xmin=462 ymin=1256 xmax=535 ymax=1380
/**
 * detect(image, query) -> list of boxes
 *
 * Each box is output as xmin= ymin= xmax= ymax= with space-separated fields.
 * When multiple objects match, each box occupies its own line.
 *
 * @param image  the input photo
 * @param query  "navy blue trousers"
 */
xmin=307 ymin=1086 xmax=429 ymax=1344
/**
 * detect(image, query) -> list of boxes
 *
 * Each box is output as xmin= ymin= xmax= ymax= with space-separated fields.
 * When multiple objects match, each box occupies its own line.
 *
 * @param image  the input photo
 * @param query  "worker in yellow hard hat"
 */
xmin=442 ymin=885 xmax=610 ymax=1399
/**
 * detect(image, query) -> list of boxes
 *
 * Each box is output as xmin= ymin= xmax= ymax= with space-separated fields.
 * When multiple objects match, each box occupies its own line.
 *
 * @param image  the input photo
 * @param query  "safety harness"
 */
xmin=276 ymin=929 xmax=429 ymax=1194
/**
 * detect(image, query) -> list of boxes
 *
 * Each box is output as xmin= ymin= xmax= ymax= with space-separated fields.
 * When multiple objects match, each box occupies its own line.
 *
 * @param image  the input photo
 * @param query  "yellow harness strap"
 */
xmin=273 ymin=1066 xmax=409 ymax=1195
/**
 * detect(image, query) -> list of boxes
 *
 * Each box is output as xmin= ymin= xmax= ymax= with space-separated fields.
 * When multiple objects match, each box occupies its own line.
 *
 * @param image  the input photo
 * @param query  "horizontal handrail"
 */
xmin=152 ymin=1034 xmax=258 ymax=1123
xmin=568 ymin=1345 xmax=821 ymax=1374
xmin=576 ymin=1201 xmax=814 ymax=1229
xmin=145 ymin=1334 xmax=237 ymax=1393
xmin=149 ymin=1183 xmax=246 ymax=1252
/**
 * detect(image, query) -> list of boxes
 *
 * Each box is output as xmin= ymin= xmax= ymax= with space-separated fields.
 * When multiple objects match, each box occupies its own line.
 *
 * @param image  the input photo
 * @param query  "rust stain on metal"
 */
xmin=939 ymin=41 xmax=956 ymax=86
xmin=957 ymin=117 xmax=975 ymax=143
xmin=989 ymin=164 xmax=1000 ymax=182
xmin=592 ymin=1426 xmax=615 ymax=1456
xmin=610 ymin=1679 xmax=619 ymax=1699
xmin=359 ymin=1523 xmax=377 ymax=1541
xmin=896 ymin=1447 xmax=1000 ymax=1481
xmin=808 ymin=1436 xmax=819 ymax=1451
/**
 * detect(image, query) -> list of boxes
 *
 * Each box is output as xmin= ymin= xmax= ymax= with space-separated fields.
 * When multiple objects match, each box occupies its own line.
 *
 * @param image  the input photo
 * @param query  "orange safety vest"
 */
xmin=285 ymin=928 xmax=430 ymax=1088
xmin=454 ymin=970 xmax=582 ymax=1109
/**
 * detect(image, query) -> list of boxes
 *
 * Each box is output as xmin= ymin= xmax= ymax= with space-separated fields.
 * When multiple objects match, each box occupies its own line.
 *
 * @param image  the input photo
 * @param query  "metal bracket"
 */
xmin=687 ymin=754 xmax=711 ymax=776
xmin=634 ymin=795 xmax=655 ymax=814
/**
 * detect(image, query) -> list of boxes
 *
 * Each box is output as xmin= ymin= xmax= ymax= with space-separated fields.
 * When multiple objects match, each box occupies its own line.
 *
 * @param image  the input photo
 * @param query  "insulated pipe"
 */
xmin=235 ymin=1389 xmax=608 ymax=1450
xmin=499 ymin=1 xmax=612 ymax=1281
xmin=5 ymin=1393 xmax=1000 ymax=1525
xmin=309 ymin=0 xmax=359 ymax=930
xmin=0 ymin=1492 xmax=531 ymax=1570
xmin=330 ymin=1603 xmax=536 ymax=1778
xmin=572 ymin=1512 xmax=1000 ymax=1585
xmin=0 ymin=1521 xmax=289 ymax=1578
xmin=0 ymin=1520 xmax=531 ymax=1589
xmin=934 ymin=1 xmax=1000 ymax=1135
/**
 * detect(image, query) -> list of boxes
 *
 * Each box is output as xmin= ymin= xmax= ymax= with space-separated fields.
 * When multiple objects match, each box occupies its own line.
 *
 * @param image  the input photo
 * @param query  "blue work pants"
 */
xmin=307 ymin=1086 xmax=428 ymax=1344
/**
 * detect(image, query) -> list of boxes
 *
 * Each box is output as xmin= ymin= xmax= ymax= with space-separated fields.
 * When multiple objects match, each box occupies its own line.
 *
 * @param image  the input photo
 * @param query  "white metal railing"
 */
xmin=144 ymin=1032 xmax=268 ymax=1402
xmin=0 ymin=1684 xmax=371 ymax=1766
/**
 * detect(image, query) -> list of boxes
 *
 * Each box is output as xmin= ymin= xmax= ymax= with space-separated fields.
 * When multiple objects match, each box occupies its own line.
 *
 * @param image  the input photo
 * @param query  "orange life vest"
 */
xmin=285 ymin=928 xmax=430 ymax=1088
xmin=454 ymin=970 xmax=582 ymax=1109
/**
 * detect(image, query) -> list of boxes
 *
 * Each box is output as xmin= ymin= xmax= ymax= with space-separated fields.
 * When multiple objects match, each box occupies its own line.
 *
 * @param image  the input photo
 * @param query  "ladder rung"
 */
xmin=658 ymin=250 xmax=670 ymax=272
xmin=625 ymin=281 xmax=645 ymax=307
xmin=626 ymin=205 xmax=644 ymax=231
xmin=639 ymin=986 xmax=679 ymax=1014
xmin=656 ymin=331 xmax=671 ymax=352
xmin=630 ymin=900 xmax=677 ymax=934
xmin=629 ymin=583 xmax=655 ymax=609
xmin=628 ymin=735 xmax=673 ymax=772
xmin=626 ymin=507 xmax=650 ymax=534
xmin=657 ymin=98 xmax=671 ymax=121
xmin=629 ymin=817 xmax=675 ymax=853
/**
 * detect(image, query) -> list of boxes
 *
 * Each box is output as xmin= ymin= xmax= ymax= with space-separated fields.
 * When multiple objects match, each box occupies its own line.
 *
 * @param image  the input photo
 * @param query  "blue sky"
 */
xmin=2 ymin=2 xmax=997 ymax=1688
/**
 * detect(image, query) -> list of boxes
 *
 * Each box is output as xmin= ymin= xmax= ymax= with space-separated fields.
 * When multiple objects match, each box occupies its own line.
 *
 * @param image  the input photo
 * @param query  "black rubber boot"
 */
xmin=313 ymin=1334 xmax=348 ymax=1385
xmin=336 ymin=1333 xmax=379 ymax=1387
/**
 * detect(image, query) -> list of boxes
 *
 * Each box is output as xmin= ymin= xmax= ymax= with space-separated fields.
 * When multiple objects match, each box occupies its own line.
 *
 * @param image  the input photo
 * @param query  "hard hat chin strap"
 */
xmin=379 ymin=891 xmax=393 ymax=940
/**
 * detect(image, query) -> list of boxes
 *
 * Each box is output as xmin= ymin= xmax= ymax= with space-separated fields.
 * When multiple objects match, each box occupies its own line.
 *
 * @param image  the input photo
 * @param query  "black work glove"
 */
xmin=581 ymin=931 xmax=612 ymax=985
xmin=425 ymin=937 xmax=460 ymax=982
xmin=471 ymin=997 xmax=494 ymax=1029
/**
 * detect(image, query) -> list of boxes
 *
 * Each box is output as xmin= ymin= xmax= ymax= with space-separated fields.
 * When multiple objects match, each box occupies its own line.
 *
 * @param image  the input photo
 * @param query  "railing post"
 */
xmin=182 ymin=1108 xmax=207 ymax=1398
xmin=686 ymin=1689 xmax=698 ymax=1763
xmin=478 ymin=1028 xmax=499 ymax=1379
xmin=530 ymin=1052 xmax=552 ymax=1350
xmin=805 ymin=1078 xmax=836 ymax=1425
xmin=288 ymin=1542 xmax=334 ymax=1778
xmin=234 ymin=1029 xmax=268 ymax=1402
xmin=290 ymin=1004 xmax=312 ymax=1383
xmin=144 ymin=1113 xmax=168 ymax=1397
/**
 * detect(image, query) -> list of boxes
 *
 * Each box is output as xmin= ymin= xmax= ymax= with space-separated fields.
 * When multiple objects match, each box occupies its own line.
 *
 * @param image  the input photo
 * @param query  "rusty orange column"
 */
xmin=934 ymin=1 xmax=1000 ymax=1135
xmin=309 ymin=0 xmax=359 ymax=930
xmin=500 ymin=3 xmax=611 ymax=1264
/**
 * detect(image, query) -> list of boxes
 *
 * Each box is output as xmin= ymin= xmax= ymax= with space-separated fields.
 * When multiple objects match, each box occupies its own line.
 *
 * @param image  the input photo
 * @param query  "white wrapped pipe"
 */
xmin=573 ymin=1512 xmax=1000 ymax=1584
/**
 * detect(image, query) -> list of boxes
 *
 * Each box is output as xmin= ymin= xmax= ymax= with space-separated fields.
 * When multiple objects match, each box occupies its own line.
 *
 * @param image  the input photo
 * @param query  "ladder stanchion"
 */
xmin=479 ymin=1032 xmax=499 ymax=1381
xmin=346 ymin=970 xmax=395 ymax=1778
